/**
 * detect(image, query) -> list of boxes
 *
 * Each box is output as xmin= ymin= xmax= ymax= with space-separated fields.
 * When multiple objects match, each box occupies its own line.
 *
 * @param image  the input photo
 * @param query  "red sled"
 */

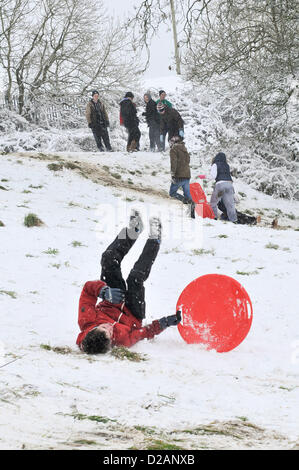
xmin=177 ymin=274 xmax=253 ymax=353
xmin=189 ymin=182 xmax=215 ymax=219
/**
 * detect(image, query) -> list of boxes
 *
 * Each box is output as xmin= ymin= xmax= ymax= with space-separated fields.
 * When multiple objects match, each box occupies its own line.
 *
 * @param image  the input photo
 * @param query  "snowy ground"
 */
xmin=0 ymin=150 xmax=299 ymax=450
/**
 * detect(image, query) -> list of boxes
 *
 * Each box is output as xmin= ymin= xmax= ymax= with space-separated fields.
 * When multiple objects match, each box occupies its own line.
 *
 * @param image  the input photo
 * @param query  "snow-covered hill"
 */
xmin=0 ymin=149 xmax=298 ymax=450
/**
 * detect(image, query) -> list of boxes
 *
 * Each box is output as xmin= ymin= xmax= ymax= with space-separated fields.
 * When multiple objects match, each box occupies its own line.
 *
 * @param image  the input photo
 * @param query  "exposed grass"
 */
xmin=218 ymin=234 xmax=228 ymax=238
xmin=47 ymin=162 xmax=64 ymax=171
xmin=236 ymin=270 xmax=259 ymax=276
xmin=0 ymin=221 xmax=5 ymax=227
xmin=71 ymin=413 xmax=117 ymax=424
xmin=22 ymin=190 xmax=32 ymax=194
xmin=50 ymin=263 xmax=61 ymax=269
xmin=29 ymin=184 xmax=43 ymax=189
xmin=192 ymin=248 xmax=215 ymax=256
xmin=24 ymin=213 xmax=44 ymax=227
xmin=73 ymin=440 xmax=97 ymax=446
xmin=265 ymin=242 xmax=279 ymax=250
xmin=145 ymin=439 xmax=184 ymax=450
xmin=40 ymin=344 xmax=72 ymax=354
xmin=71 ymin=240 xmax=85 ymax=247
xmin=0 ymin=290 xmax=17 ymax=299
xmin=43 ymin=248 xmax=59 ymax=255
xmin=0 ymin=185 xmax=8 ymax=190
xmin=111 ymin=172 xmax=122 ymax=180
xmin=111 ymin=346 xmax=147 ymax=362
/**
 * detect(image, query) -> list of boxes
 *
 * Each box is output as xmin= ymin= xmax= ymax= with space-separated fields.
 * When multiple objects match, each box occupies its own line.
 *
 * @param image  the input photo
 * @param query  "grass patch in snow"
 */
xmin=29 ymin=184 xmax=43 ymax=189
xmin=111 ymin=172 xmax=122 ymax=180
xmin=0 ymin=290 xmax=17 ymax=299
xmin=24 ymin=213 xmax=44 ymax=227
xmin=145 ymin=439 xmax=184 ymax=450
xmin=40 ymin=344 xmax=72 ymax=354
xmin=0 ymin=185 xmax=9 ymax=190
xmin=0 ymin=221 xmax=5 ymax=227
xmin=22 ymin=189 xmax=32 ymax=194
xmin=192 ymin=248 xmax=215 ymax=256
xmin=111 ymin=346 xmax=147 ymax=362
xmin=218 ymin=234 xmax=228 ymax=238
xmin=236 ymin=270 xmax=259 ymax=276
xmin=71 ymin=240 xmax=86 ymax=248
xmin=47 ymin=162 xmax=64 ymax=171
xmin=71 ymin=413 xmax=117 ymax=424
xmin=43 ymin=248 xmax=59 ymax=255
xmin=265 ymin=243 xmax=279 ymax=250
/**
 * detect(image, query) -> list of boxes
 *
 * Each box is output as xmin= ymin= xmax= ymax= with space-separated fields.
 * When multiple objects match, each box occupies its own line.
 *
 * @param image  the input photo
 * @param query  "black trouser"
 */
xmin=218 ymin=200 xmax=256 ymax=225
xmin=148 ymin=120 xmax=161 ymax=150
xmin=92 ymin=125 xmax=112 ymax=151
xmin=127 ymin=125 xmax=141 ymax=150
xmin=100 ymin=228 xmax=160 ymax=320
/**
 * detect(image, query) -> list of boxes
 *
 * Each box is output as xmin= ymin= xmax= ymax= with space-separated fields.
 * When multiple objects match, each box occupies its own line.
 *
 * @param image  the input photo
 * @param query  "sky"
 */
xmin=104 ymin=0 xmax=176 ymax=78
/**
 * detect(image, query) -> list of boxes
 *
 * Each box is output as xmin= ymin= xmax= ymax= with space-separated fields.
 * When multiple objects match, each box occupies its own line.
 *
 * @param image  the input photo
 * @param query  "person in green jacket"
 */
xmin=156 ymin=90 xmax=172 ymax=108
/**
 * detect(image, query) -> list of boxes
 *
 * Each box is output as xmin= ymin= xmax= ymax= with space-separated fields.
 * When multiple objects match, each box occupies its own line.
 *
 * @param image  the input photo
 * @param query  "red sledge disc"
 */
xmin=189 ymin=182 xmax=215 ymax=219
xmin=177 ymin=274 xmax=253 ymax=352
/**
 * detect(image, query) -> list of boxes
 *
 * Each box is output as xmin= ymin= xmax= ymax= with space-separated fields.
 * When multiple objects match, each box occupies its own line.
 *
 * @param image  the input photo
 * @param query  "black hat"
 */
xmin=91 ymin=90 xmax=99 ymax=96
xmin=159 ymin=90 xmax=166 ymax=95
xmin=125 ymin=92 xmax=134 ymax=98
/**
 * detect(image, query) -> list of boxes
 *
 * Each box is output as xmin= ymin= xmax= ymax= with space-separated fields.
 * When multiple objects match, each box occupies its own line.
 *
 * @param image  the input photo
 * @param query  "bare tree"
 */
xmin=183 ymin=0 xmax=298 ymax=117
xmin=0 ymin=0 xmax=141 ymax=115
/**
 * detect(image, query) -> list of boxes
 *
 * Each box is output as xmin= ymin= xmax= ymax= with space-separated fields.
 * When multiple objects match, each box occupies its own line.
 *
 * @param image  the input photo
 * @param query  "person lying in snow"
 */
xmin=77 ymin=210 xmax=181 ymax=354
xmin=217 ymin=198 xmax=260 ymax=225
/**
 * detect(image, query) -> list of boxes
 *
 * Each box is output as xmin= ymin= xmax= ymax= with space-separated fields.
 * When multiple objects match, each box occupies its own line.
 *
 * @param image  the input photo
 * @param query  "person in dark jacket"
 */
xmin=142 ymin=93 xmax=161 ymax=151
xmin=119 ymin=92 xmax=141 ymax=152
xmin=86 ymin=90 xmax=112 ymax=151
xmin=169 ymin=136 xmax=195 ymax=219
xmin=157 ymin=103 xmax=184 ymax=150
xmin=77 ymin=210 xmax=181 ymax=354
xmin=209 ymin=152 xmax=237 ymax=222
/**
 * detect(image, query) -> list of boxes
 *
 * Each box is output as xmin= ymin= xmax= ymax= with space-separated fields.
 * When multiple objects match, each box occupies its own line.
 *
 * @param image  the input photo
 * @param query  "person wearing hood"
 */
xmin=86 ymin=90 xmax=112 ymax=152
xmin=119 ymin=92 xmax=141 ymax=152
xmin=209 ymin=152 xmax=237 ymax=222
xmin=157 ymin=103 xmax=184 ymax=151
xmin=142 ymin=92 xmax=161 ymax=151
xmin=76 ymin=210 xmax=181 ymax=354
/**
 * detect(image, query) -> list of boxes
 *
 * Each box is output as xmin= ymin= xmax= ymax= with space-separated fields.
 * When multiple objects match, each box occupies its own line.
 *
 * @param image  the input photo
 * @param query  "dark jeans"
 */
xmin=92 ymin=125 xmax=112 ymax=151
xmin=148 ymin=120 xmax=161 ymax=150
xmin=169 ymin=178 xmax=193 ymax=203
xmin=100 ymin=228 xmax=160 ymax=320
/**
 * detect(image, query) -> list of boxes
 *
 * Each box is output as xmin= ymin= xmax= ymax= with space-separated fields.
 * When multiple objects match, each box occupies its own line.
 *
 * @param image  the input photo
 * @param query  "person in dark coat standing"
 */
xmin=86 ymin=90 xmax=112 ymax=151
xmin=209 ymin=152 xmax=237 ymax=222
xmin=119 ymin=92 xmax=141 ymax=152
xmin=157 ymin=103 xmax=184 ymax=149
xmin=169 ymin=136 xmax=195 ymax=219
xmin=142 ymin=92 xmax=161 ymax=151
xmin=77 ymin=210 xmax=181 ymax=353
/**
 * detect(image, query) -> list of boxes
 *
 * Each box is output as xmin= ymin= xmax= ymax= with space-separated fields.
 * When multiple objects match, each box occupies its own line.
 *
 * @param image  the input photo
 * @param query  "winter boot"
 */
xmin=149 ymin=217 xmax=162 ymax=242
xmin=128 ymin=140 xmax=137 ymax=152
xmin=190 ymin=201 xmax=196 ymax=219
xmin=128 ymin=209 xmax=144 ymax=239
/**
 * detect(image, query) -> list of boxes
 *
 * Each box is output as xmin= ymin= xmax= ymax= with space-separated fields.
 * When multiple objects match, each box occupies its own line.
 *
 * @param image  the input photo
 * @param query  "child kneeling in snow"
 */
xmin=76 ymin=210 xmax=181 ymax=354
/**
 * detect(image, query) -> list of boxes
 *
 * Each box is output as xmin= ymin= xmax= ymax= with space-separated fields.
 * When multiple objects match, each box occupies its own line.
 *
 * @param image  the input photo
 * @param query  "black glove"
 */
xmin=99 ymin=286 xmax=125 ymax=304
xmin=88 ymin=123 xmax=94 ymax=129
xmin=158 ymin=310 xmax=181 ymax=329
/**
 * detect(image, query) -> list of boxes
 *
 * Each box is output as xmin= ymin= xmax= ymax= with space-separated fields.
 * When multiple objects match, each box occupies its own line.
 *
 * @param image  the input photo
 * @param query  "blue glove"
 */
xmin=160 ymin=135 xmax=164 ymax=143
xmin=158 ymin=311 xmax=181 ymax=329
xmin=179 ymin=129 xmax=184 ymax=138
xmin=99 ymin=286 xmax=125 ymax=304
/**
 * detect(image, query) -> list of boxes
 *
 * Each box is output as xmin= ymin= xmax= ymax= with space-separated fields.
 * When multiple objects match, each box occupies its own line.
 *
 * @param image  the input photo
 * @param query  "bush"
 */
xmin=24 ymin=213 xmax=44 ymax=227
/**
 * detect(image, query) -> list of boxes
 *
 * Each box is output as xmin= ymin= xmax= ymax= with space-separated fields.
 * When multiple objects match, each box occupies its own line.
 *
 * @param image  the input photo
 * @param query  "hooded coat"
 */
xmin=160 ymin=107 xmax=184 ymax=140
xmin=76 ymin=281 xmax=163 ymax=349
xmin=212 ymin=152 xmax=233 ymax=183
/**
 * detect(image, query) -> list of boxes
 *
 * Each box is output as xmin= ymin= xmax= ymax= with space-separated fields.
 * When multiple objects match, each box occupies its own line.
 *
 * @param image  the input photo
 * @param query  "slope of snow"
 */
xmin=0 ymin=151 xmax=298 ymax=450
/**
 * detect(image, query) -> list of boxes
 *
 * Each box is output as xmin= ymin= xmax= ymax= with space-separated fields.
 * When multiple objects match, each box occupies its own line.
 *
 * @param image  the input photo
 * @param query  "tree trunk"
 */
xmin=169 ymin=0 xmax=181 ymax=75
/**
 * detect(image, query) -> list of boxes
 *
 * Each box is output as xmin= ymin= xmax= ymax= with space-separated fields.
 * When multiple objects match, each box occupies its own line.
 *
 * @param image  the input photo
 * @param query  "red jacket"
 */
xmin=76 ymin=280 xmax=163 ymax=349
